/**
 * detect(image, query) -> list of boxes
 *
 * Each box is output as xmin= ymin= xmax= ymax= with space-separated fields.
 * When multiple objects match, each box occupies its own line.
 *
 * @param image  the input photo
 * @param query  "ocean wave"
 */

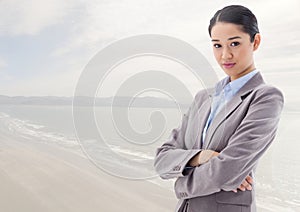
xmin=108 ymin=144 xmax=154 ymax=160
xmin=0 ymin=112 xmax=155 ymax=162
xmin=0 ymin=112 xmax=78 ymax=147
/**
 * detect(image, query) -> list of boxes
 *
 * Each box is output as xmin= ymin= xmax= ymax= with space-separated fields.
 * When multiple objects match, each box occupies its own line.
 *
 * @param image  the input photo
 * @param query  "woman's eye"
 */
xmin=230 ymin=42 xmax=240 ymax=47
xmin=213 ymin=44 xmax=222 ymax=48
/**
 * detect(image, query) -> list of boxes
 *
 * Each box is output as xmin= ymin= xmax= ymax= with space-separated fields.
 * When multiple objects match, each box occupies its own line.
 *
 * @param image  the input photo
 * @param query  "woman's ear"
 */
xmin=253 ymin=33 xmax=261 ymax=51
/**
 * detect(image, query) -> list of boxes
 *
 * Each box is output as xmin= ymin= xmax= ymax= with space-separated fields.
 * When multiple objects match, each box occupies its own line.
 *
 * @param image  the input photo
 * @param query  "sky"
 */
xmin=0 ymin=0 xmax=299 ymax=104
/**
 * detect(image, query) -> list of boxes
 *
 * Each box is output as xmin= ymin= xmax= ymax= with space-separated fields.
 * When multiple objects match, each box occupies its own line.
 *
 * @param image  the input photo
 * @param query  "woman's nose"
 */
xmin=221 ymin=47 xmax=233 ymax=60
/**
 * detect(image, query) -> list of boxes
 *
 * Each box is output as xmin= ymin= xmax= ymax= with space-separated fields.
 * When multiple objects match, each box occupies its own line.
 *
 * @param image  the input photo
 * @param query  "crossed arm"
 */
xmin=189 ymin=150 xmax=253 ymax=192
xmin=154 ymin=87 xmax=284 ymax=199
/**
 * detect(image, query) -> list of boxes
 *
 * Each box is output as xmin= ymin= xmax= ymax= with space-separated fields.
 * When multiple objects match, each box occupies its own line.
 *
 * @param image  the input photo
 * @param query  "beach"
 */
xmin=0 ymin=133 xmax=177 ymax=212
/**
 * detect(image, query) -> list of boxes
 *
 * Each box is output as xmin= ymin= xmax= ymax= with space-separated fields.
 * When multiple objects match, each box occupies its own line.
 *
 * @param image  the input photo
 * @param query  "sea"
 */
xmin=0 ymin=104 xmax=299 ymax=211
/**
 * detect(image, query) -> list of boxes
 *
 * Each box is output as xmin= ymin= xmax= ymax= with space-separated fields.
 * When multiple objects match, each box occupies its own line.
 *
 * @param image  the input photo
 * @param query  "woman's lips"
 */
xmin=222 ymin=62 xmax=236 ymax=69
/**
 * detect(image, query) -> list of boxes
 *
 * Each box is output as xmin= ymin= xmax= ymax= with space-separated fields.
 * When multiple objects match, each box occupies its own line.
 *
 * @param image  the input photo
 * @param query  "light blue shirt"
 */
xmin=202 ymin=70 xmax=259 ymax=144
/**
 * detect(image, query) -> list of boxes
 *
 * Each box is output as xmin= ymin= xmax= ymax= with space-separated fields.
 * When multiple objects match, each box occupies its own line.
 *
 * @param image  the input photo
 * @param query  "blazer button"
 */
xmin=173 ymin=165 xmax=180 ymax=171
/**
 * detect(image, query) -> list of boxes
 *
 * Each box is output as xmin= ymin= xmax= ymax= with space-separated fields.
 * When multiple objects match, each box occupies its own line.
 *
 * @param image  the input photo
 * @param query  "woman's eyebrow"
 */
xmin=211 ymin=36 xmax=242 ymax=42
xmin=228 ymin=36 xmax=242 ymax=40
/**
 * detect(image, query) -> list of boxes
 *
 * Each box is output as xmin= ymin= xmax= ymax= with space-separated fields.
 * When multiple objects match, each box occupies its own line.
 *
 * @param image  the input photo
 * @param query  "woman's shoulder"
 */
xmin=256 ymin=83 xmax=283 ymax=97
xmin=192 ymin=88 xmax=213 ymax=105
xmin=194 ymin=88 xmax=214 ymax=99
xmin=253 ymin=83 xmax=284 ymax=105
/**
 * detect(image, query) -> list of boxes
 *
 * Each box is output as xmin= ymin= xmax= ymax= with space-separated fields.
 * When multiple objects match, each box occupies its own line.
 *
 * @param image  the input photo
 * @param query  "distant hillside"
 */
xmin=0 ymin=95 xmax=191 ymax=108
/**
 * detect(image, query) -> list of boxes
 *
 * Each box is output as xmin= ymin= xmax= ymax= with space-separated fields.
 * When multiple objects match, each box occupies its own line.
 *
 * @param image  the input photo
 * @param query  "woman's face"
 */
xmin=211 ymin=22 xmax=260 ymax=81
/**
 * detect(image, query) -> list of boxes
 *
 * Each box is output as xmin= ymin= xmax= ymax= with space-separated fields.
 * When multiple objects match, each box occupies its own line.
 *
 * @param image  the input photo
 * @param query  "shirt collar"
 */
xmin=214 ymin=69 xmax=259 ymax=96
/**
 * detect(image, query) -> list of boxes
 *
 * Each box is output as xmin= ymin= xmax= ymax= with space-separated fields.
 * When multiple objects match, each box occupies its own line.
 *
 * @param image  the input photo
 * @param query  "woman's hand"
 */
xmin=232 ymin=175 xmax=253 ymax=193
xmin=188 ymin=150 xmax=219 ymax=167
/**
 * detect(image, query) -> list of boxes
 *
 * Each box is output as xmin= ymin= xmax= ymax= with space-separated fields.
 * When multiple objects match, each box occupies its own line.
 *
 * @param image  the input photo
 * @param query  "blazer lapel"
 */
xmin=203 ymin=94 xmax=242 ymax=149
xmin=202 ymin=72 xmax=265 ymax=149
xmin=193 ymin=97 xmax=212 ymax=149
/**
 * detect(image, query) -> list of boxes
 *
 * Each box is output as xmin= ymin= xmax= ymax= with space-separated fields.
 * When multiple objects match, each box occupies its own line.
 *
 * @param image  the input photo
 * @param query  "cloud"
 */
xmin=1 ymin=0 xmax=299 ymax=97
xmin=51 ymin=0 xmax=219 ymax=57
xmin=0 ymin=58 xmax=7 ymax=69
xmin=51 ymin=0 xmax=300 ymax=64
xmin=0 ymin=0 xmax=80 ymax=36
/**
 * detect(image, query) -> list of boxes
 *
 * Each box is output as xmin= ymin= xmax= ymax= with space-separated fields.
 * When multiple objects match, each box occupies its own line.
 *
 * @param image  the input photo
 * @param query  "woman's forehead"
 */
xmin=211 ymin=22 xmax=248 ymax=40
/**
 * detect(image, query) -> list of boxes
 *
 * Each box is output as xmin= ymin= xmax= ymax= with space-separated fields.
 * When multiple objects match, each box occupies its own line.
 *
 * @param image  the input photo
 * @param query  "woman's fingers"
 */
xmin=198 ymin=150 xmax=219 ymax=165
xmin=245 ymin=175 xmax=253 ymax=184
xmin=232 ymin=175 xmax=253 ymax=192
xmin=241 ymin=179 xmax=252 ymax=191
xmin=244 ymin=176 xmax=253 ymax=190
xmin=212 ymin=151 xmax=220 ymax=157
xmin=188 ymin=153 xmax=201 ymax=167
xmin=188 ymin=150 xmax=220 ymax=166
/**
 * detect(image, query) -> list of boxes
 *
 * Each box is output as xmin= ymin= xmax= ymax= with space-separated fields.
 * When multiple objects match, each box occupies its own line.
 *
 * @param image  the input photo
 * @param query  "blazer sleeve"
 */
xmin=153 ymin=91 xmax=204 ymax=179
xmin=174 ymin=86 xmax=284 ymax=199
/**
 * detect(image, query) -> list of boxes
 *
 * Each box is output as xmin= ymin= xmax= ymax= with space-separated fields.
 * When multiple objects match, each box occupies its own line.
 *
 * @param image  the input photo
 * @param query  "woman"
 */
xmin=154 ymin=5 xmax=284 ymax=212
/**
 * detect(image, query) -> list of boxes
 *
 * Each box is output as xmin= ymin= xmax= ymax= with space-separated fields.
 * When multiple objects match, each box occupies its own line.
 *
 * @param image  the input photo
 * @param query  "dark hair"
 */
xmin=208 ymin=5 xmax=259 ymax=42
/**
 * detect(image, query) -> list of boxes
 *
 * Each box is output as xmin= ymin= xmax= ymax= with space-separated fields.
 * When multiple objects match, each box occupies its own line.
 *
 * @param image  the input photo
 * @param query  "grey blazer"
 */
xmin=154 ymin=72 xmax=284 ymax=212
